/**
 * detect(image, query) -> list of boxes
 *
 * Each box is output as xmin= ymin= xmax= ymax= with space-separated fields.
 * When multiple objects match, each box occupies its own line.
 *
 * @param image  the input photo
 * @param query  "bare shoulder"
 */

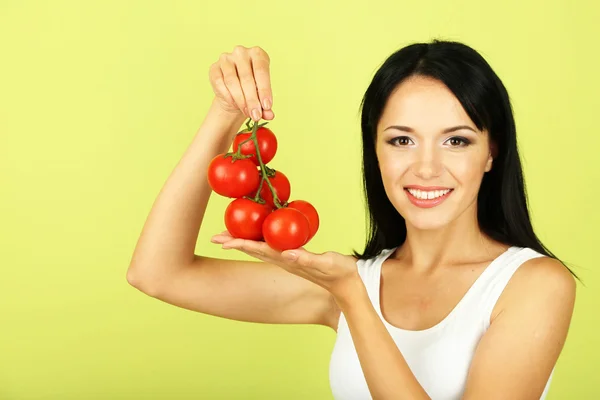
xmin=511 ymin=255 xmax=576 ymax=297
xmin=492 ymin=253 xmax=577 ymax=323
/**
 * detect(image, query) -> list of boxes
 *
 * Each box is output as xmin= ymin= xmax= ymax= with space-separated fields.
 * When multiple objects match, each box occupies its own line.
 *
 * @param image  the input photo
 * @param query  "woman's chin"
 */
xmin=404 ymin=215 xmax=451 ymax=231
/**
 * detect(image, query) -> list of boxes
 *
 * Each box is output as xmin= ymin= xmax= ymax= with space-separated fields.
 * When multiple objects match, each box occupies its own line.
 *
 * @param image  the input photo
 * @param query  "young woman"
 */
xmin=126 ymin=39 xmax=578 ymax=400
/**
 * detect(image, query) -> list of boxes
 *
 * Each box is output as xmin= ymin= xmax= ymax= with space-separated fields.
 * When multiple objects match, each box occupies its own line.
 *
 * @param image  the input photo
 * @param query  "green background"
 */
xmin=1 ymin=0 xmax=598 ymax=398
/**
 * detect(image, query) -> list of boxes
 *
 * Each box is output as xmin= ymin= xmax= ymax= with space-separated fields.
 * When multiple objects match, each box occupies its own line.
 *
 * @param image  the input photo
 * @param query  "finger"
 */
xmin=210 ymin=230 xmax=232 ymax=242
xmin=223 ymin=238 xmax=272 ymax=259
xmin=282 ymin=250 xmax=299 ymax=262
xmin=209 ymin=63 xmax=235 ymax=106
xmin=220 ymin=55 xmax=248 ymax=117
xmin=249 ymin=47 xmax=273 ymax=112
xmin=221 ymin=237 xmax=248 ymax=249
xmin=262 ymin=109 xmax=275 ymax=120
xmin=233 ymin=51 xmax=262 ymax=121
xmin=211 ymin=235 xmax=231 ymax=244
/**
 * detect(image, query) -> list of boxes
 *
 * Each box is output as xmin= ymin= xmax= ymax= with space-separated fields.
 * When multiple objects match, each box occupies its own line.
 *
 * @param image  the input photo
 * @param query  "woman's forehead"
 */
xmin=378 ymin=79 xmax=474 ymax=131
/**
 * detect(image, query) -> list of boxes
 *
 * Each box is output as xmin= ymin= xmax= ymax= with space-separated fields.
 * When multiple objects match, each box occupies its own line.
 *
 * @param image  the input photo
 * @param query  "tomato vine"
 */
xmin=230 ymin=118 xmax=286 ymax=209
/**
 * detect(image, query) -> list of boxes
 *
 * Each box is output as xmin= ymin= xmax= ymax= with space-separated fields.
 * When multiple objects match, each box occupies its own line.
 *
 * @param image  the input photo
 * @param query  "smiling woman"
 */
xmin=329 ymin=39 xmax=579 ymax=400
xmin=127 ymin=39 xmax=578 ymax=400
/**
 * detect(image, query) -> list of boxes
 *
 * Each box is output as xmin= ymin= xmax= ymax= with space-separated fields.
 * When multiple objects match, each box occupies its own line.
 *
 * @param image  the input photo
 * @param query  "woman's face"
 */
xmin=375 ymin=75 xmax=494 ymax=231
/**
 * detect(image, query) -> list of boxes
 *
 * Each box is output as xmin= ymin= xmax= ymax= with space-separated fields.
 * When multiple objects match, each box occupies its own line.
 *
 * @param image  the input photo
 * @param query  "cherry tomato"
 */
xmin=287 ymin=200 xmax=319 ymax=241
xmin=259 ymin=170 xmax=291 ymax=208
xmin=233 ymin=127 xmax=278 ymax=166
xmin=224 ymin=198 xmax=273 ymax=240
xmin=207 ymin=154 xmax=260 ymax=198
xmin=262 ymin=208 xmax=310 ymax=251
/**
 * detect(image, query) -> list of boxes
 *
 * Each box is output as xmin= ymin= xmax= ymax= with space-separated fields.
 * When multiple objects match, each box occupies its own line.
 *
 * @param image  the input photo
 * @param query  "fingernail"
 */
xmin=251 ymin=108 xmax=261 ymax=121
xmin=262 ymin=98 xmax=271 ymax=110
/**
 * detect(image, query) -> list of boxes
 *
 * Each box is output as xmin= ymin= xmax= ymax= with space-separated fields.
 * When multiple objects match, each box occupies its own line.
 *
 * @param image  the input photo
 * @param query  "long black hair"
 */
xmin=351 ymin=38 xmax=582 ymax=283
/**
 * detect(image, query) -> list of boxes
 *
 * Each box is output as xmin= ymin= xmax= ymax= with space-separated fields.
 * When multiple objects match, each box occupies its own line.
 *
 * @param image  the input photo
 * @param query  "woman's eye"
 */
xmin=389 ymin=136 xmax=412 ymax=146
xmin=447 ymin=137 xmax=471 ymax=147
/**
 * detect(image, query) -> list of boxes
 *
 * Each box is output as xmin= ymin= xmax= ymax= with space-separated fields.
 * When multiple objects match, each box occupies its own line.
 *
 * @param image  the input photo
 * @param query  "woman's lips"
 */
xmin=405 ymin=188 xmax=454 ymax=208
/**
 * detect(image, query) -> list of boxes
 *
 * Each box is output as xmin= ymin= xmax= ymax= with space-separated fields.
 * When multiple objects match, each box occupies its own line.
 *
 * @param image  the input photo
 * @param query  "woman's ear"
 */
xmin=485 ymin=154 xmax=493 ymax=172
xmin=485 ymin=142 xmax=497 ymax=172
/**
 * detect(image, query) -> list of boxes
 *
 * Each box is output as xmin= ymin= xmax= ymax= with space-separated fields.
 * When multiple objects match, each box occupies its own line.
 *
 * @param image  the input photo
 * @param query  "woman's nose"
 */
xmin=410 ymin=148 xmax=442 ymax=179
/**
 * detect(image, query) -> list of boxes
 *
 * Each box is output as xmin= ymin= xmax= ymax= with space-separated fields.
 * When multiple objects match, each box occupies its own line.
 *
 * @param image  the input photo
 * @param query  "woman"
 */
xmin=126 ymin=39 xmax=578 ymax=399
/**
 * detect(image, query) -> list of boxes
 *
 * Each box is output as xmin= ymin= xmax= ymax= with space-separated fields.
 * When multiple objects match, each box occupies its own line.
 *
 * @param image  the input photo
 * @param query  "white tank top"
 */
xmin=329 ymin=245 xmax=555 ymax=400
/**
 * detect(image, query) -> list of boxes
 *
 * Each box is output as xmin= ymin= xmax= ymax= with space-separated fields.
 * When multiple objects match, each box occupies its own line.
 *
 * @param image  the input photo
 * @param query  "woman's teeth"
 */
xmin=406 ymin=188 xmax=452 ymax=200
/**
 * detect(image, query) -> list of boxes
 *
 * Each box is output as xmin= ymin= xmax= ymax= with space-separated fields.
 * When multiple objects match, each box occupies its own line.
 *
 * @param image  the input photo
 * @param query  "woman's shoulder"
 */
xmin=509 ymin=246 xmax=572 ymax=280
xmin=515 ymin=251 xmax=575 ymax=287
xmin=499 ymin=248 xmax=576 ymax=314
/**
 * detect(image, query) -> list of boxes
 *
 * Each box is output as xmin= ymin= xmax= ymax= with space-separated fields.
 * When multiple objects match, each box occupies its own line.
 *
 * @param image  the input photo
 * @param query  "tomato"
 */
xmin=287 ymin=200 xmax=319 ymax=241
xmin=224 ymin=198 xmax=273 ymax=240
xmin=232 ymin=127 xmax=278 ymax=166
xmin=207 ymin=154 xmax=260 ymax=198
xmin=259 ymin=170 xmax=291 ymax=208
xmin=262 ymin=208 xmax=310 ymax=251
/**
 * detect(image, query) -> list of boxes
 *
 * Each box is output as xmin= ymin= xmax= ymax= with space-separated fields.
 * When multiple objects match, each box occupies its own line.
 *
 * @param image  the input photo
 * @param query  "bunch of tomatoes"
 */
xmin=207 ymin=119 xmax=319 ymax=251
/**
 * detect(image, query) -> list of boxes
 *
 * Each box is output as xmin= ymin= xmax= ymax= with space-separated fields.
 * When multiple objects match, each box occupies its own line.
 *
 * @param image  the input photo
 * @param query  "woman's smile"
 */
xmin=404 ymin=187 xmax=454 ymax=208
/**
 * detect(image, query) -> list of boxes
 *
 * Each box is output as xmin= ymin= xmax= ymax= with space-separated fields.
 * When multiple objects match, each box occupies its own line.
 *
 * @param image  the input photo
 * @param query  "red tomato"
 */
xmin=224 ymin=198 xmax=273 ymax=240
xmin=259 ymin=170 xmax=291 ymax=208
xmin=207 ymin=154 xmax=260 ymax=198
xmin=287 ymin=200 xmax=319 ymax=241
xmin=262 ymin=208 xmax=310 ymax=251
xmin=232 ymin=127 xmax=278 ymax=166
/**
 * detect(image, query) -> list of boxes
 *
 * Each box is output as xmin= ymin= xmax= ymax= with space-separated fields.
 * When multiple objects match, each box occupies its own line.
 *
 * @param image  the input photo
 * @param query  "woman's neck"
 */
xmin=393 ymin=217 xmax=506 ymax=273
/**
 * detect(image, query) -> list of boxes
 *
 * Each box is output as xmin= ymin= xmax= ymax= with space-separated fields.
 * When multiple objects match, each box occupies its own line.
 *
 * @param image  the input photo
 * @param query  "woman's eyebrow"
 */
xmin=383 ymin=125 xmax=478 ymax=134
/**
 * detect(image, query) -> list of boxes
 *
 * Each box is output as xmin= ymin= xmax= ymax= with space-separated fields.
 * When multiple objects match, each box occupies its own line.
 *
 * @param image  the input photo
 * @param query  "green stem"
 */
xmin=252 ymin=175 xmax=266 ymax=203
xmin=248 ymin=120 xmax=283 ymax=209
xmin=236 ymin=136 xmax=254 ymax=149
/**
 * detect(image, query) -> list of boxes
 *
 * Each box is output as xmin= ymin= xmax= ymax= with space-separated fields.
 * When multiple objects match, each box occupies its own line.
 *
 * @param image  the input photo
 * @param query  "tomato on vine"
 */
xmin=233 ymin=126 xmax=278 ymax=166
xmin=225 ymin=198 xmax=273 ymax=241
xmin=287 ymin=200 xmax=319 ymax=241
xmin=259 ymin=170 xmax=291 ymax=209
xmin=207 ymin=154 xmax=260 ymax=198
xmin=262 ymin=207 xmax=310 ymax=251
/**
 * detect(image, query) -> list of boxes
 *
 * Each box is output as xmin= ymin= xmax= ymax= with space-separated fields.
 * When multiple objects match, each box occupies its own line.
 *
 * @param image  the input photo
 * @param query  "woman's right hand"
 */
xmin=209 ymin=45 xmax=274 ymax=122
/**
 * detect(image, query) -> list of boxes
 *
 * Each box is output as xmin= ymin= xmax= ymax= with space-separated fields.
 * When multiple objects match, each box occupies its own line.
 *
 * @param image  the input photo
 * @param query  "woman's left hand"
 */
xmin=210 ymin=231 xmax=361 ymax=300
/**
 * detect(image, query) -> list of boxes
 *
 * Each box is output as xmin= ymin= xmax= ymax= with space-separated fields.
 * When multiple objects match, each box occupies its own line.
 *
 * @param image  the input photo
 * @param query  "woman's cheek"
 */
xmin=452 ymin=159 xmax=485 ymax=193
